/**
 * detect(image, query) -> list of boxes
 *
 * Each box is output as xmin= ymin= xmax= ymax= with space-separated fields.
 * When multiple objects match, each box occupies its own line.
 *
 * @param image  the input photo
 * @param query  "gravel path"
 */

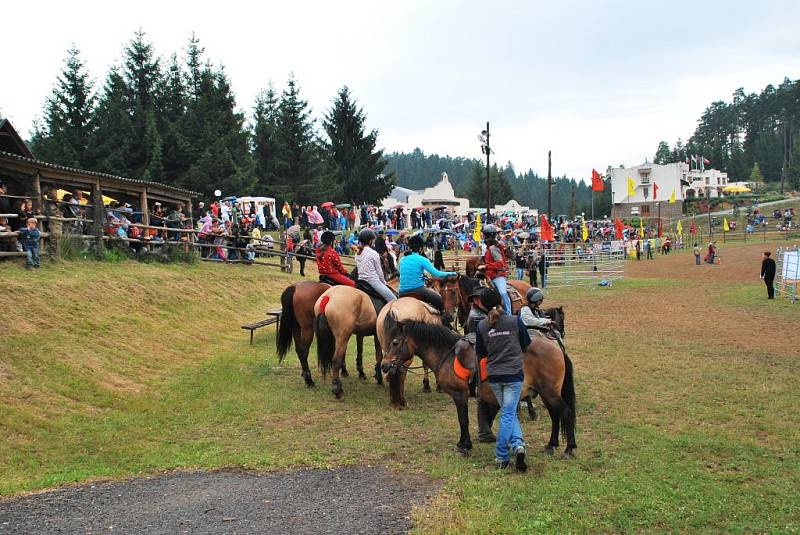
xmin=0 ymin=466 xmax=438 ymax=534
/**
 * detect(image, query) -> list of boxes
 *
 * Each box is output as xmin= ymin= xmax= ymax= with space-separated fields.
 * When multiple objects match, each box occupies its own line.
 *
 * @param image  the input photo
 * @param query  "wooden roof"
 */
xmin=0 ymin=119 xmax=34 ymax=158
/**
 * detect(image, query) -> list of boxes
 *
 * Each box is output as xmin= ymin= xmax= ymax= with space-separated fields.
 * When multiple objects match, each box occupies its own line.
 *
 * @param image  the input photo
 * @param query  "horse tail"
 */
xmin=276 ymin=285 xmax=296 ymax=362
xmin=315 ymin=310 xmax=335 ymax=377
xmin=560 ymin=351 xmax=577 ymax=441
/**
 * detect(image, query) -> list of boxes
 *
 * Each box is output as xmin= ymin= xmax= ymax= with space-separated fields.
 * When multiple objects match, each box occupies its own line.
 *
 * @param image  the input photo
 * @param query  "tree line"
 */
xmin=29 ymin=31 xmax=392 ymax=205
xmin=384 ymin=150 xmax=612 ymax=218
xmin=652 ymin=77 xmax=800 ymax=192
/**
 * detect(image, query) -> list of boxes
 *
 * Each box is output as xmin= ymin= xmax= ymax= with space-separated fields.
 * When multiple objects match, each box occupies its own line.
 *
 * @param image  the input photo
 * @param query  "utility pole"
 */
xmin=547 ymin=150 xmax=552 ymax=219
xmin=570 ymin=184 xmax=576 ymax=220
xmin=485 ymin=121 xmax=492 ymax=222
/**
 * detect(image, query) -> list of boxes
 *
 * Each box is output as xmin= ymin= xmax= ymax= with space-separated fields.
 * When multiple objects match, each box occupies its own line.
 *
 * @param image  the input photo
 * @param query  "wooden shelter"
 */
xmin=0 ymin=119 xmax=198 ymax=230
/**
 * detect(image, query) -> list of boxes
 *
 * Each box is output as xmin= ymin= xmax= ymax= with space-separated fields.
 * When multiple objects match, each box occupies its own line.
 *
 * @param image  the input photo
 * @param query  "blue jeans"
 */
xmin=516 ymin=267 xmax=524 ymax=280
xmin=25 ymin=246 xmax=40 ymax=267
xmin=489 ymin=380 xmax=525 ymax=462
xmin=368 ymin=280 xmax=397 ymax=302
xmin=492 ymin=276 xmax=512 ymax=314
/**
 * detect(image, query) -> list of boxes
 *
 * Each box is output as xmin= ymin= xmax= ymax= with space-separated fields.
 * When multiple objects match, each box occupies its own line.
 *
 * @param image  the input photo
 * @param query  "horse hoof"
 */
xmin=478 ymin=435 xmax=496 ymax=444
xmin=340 ymin=369 xmax=349 ymax=378
xmin=422 ymin=385 xmax=432 ymax=393
xmin=544 ymin=446 xmax=556 ymax=455
xmin=305 ymin=380 xmax=316 ymax=388
xmin=562 ymin=448 xmax=575 ymax=459
xmin=358 ymin=371 xmax=367 ymax=380
xmin=455 ymin=446 xmax=470 ymax=457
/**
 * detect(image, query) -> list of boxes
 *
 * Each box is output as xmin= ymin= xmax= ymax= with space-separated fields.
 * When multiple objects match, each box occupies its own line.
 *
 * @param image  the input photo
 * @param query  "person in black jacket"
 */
xmin=761 ymin=251 xmax=777 ymax=299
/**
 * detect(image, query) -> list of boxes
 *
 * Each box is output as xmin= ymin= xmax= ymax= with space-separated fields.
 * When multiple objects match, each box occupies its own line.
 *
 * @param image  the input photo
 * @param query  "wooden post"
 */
xmin=140 ymin=189 xmax=150 ymax=225
xmin=279 ymin=231 xmax=287 ymax=272
xmin=91 ymin=179 xmax=104 ymax=252
xmin=185 ymin=196 xmax=194 ymax=253
xmin=32 ymin=171 xmax=43 ymax=213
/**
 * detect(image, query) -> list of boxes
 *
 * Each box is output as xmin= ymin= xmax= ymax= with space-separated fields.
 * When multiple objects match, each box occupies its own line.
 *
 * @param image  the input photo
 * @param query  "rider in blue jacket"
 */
xmin=398 ymin=234 xmax=456 ymax=312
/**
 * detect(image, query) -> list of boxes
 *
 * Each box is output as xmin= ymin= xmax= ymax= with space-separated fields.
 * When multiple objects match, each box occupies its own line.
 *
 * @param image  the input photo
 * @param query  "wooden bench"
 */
xmin=241 ymin=309 xmax=282 ymax=345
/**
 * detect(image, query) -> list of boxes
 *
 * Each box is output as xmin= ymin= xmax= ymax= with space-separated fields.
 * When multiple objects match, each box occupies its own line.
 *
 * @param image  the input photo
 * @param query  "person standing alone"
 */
xmin=761 ymin=251 xmax=776 ymax=299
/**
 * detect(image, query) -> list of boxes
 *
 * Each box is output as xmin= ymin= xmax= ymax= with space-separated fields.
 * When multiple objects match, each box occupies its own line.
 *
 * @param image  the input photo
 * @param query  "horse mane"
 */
xmin=457 ymin=274 xmax=481 ymax=295
xmin=403 ymin=320 xmax=461 ymax=356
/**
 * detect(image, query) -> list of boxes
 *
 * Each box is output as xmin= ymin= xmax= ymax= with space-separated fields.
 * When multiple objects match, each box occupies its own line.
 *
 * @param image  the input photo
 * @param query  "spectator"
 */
xmin=693 ymin=243 xmax=701 ymax=265
xmin=760 ymin=251 xmax=776 ymax=299
xmin=0 ymin=217 xmax=13 ymax=252
xmin=18 ymin=217 xmax=42 ymax=269
xmin=0 ymin=181 xmax=11 ymax=217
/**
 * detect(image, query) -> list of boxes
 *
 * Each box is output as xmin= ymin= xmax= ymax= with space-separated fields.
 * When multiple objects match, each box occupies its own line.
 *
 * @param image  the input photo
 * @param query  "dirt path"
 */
xmin=0 ymin=467 xmax=437 ymax=534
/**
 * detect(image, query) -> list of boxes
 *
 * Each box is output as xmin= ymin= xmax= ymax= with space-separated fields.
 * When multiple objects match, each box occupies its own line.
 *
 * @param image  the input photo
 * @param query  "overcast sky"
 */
xmin=3 ymin=0 xmax=799 ymax=182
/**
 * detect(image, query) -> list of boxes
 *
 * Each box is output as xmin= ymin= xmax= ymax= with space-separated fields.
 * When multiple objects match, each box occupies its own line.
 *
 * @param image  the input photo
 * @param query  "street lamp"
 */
xmin=478 ymin=122 xmax=492 ymax=221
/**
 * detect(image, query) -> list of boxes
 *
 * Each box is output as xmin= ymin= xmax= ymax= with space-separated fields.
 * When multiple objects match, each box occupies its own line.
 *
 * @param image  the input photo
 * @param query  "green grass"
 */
xmin=1 ymin=256 xmax=799 ymax=533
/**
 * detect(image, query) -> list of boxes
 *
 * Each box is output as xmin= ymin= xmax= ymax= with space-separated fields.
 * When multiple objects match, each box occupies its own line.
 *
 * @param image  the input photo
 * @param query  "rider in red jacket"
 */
xmin=317 ymin=231 xmax=355 ymax=286
xmin=482 ymin=224 xmax=512 ymax=313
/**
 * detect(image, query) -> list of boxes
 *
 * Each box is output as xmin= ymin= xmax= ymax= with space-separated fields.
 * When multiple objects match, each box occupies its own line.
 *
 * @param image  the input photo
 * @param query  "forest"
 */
xmin=653 ymin=77 xmax=800 ymax=192
xmin=20 ymin=30 xmax=799 ymax=211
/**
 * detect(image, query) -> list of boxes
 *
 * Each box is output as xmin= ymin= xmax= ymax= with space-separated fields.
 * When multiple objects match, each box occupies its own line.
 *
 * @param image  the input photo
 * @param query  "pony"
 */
xmin=314 ymin=285 xmax=388 ymax=398
xmin=379 ymin=299 xmax=577 ymax=457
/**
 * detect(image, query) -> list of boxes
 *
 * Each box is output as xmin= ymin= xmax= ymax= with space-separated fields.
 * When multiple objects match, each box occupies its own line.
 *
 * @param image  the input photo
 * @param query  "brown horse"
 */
xmin=277 ymin=281 xmax=330 ymax=387
xmin=314 ymin=285 xmax=389 ymax=398
xmin=379 ymin=299 xmax=577 ymax=457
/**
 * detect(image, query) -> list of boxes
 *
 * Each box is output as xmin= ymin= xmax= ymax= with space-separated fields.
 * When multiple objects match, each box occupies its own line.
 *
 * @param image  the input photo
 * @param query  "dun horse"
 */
xmin=379 ymin=299 xmax=577 ymax=457
xmin=277 ymin=281 xmax=365 ymax=387
xmin=314 ymin=285 xmax=387 ymax=398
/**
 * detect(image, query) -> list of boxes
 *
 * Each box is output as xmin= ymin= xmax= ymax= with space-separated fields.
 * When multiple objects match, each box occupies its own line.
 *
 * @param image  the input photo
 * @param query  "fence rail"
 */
xmin=776 ymin=246 xmax=799 ymax=303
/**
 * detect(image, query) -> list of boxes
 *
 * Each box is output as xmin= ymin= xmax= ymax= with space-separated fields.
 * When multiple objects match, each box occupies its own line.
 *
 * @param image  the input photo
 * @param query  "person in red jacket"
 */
xmin=482 ymin=224 xmax=512 ymax=313
xmin=316 ymin=230 xmax=355 ymax=286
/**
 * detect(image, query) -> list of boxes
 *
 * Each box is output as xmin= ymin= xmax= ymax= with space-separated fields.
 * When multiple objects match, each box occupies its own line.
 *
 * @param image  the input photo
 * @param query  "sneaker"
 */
xmin=495 ymin=459 xmax=509 ymax=470
xmin=514 ymin=446 xmax=527 ymax=472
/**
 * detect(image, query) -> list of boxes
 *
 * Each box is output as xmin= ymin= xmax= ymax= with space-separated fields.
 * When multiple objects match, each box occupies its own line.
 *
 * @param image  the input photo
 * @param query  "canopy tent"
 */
xmin=56 ymin=188 xmax=117 ymax=206
xmin=723 ymin=185 xmax=751 ymax=193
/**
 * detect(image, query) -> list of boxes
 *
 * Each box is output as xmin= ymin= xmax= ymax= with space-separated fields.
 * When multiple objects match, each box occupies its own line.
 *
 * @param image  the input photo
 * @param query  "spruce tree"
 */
xmin=322 ymin=86 xmax=393 ymax=204
xmin=88 ymin=69 xmax=133 ymax=176
xmin=252 ymin=83 xmax=282 ymax=191
xmin=30 ymin=46 xmax=96 ymax=167
xmin=156 ymin=54 xmax=189 ymax=183
xmin=654 ymin=141 xmax=672 ymax=164
xmin=273 ymin=75 xmax=321 ymax=203
xmin=466 ymin=163 xmax=513 ymax=208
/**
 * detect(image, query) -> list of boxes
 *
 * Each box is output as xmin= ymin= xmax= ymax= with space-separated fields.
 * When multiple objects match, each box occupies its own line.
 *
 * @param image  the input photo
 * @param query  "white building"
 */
xmin=493 ymin=199 xmax=538 ymax=219
xmin=610 ymin=162 xmax=728 ymax=219
xmin=380 ymin=172 xmax=471 ymax=216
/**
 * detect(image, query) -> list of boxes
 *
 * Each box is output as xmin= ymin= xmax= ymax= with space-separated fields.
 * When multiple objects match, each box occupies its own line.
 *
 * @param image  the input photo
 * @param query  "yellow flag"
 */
xmin=581 ymin=221 xmax=588 ymax=241
xmin=677 ymin=220 xmax=683 ymax=237
xmin=473 ymin=212 xmax=482 ymax=242
xmin=627 ymin=177 xmax=636 ymax=197
xmin=669 ymin=189 xmax=676 ymax=203
xmin=723 ymin=217 xmax=729 ymax=232
xmin=639 ymin=218 xmax=645 ymax=238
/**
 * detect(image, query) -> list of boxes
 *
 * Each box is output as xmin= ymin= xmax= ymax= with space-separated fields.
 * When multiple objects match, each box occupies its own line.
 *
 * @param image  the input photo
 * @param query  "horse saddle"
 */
xmin=479 ymin=278 xmax=523 ymax=304
xmin=319 ymin=274 xmax=354 ymax=286
xmin=355 ymin=280 xmax=388 ymax=315
xmin=397 ymin=290 xmax=441 ymax=316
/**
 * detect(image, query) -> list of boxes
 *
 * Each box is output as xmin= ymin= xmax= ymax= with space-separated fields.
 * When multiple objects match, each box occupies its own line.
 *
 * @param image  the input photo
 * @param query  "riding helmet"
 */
xmin=408 ymin=234 xmax=424 ymax=251
xmin=481 ymin=288 xmax=502 ymax=310
xmin=526 ymin=287 xmax=544 ymax=304
xmin=358 ymin=228 xmax=376 ymax=244
xmin=321 ymin=230 xmax=335 ymax=244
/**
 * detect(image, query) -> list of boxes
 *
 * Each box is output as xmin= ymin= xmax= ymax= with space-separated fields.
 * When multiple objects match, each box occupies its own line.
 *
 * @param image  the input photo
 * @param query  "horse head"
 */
xmin=433 ymin=275 xmax=461 ymax=321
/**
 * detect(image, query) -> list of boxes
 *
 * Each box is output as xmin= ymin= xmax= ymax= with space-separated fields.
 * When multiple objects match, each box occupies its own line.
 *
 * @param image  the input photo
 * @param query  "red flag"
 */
xmin=614 ymin=218 xmax=624 ymax=239
xmin=591 ymin=169 xmax=604 ymax=192
xmin=540 ymin=215 xmax=555 ymax=241
xmin=689 ymin=221 xmax=697 ymax=235
xmin=653 ymin=182 xmax=659 ymax=200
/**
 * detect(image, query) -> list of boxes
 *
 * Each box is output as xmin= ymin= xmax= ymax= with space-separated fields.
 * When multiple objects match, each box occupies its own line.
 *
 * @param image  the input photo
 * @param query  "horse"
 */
xmin=379 ymin=299 xmax=577 ymax=457
xmin=314 ymin=284 xmax=390 ymax=398
xmin=277 ymin=280 xmax=366 ymax=387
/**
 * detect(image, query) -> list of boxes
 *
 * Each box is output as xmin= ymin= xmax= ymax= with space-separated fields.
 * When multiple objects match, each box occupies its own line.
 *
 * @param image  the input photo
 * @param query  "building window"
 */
xmin=642 ymin=186 xmax=649 ymax=199
xmin=639 ymin=171 xmax=651 ymax=184
xmin=640 ymin=205 xmax=651 ymax=215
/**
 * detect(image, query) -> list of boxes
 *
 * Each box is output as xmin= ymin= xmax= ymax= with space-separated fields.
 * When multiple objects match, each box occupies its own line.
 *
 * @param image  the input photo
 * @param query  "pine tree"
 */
xmin=273 ymin=75 xmax=321 ymax=203
xmin=252 ymin=83 xmax=282 ymax=191
xmin=322 ymin=86 xmax=393 ymax=204
xmin=88 ymin=69 xmax=133 ymax=176
xmin=654 ymin=141 xmax=672 ymax=164
xmin=30 ymin=46 xmax=96 ymax=167
xmin=141 ymin=107 xmax=164 ymax=181
xmin=157 ymin=54 xmax=189 ymax=183
xmin=749 ymin=162 xmax=765 ymax=191
xmin=466 ymin=163 xmax=513 ymax=208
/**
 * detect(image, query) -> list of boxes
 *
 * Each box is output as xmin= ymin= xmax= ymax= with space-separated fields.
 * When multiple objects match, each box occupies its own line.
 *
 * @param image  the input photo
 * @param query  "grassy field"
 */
xmin=1 ymin=244 xmax=799 ymax=533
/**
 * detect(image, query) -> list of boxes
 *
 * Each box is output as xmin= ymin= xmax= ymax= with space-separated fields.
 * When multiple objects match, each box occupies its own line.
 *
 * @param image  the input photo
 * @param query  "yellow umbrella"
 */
xmin=722 ymin=185 xmax=751 ymax=193
xmin=56 ymin=188 xmax=117 ymax=206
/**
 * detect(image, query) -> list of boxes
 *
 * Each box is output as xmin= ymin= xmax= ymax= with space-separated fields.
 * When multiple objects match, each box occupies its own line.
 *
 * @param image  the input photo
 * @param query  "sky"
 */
xmin=2 ymin=0 xmax=800 ymax=182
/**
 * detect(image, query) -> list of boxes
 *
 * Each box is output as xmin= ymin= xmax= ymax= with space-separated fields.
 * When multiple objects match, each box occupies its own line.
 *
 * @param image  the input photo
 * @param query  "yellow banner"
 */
xmin=627 ymin=177 xmax=636 ymax=197
xmin=473 ymin=212 xmax=482 ymax=242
